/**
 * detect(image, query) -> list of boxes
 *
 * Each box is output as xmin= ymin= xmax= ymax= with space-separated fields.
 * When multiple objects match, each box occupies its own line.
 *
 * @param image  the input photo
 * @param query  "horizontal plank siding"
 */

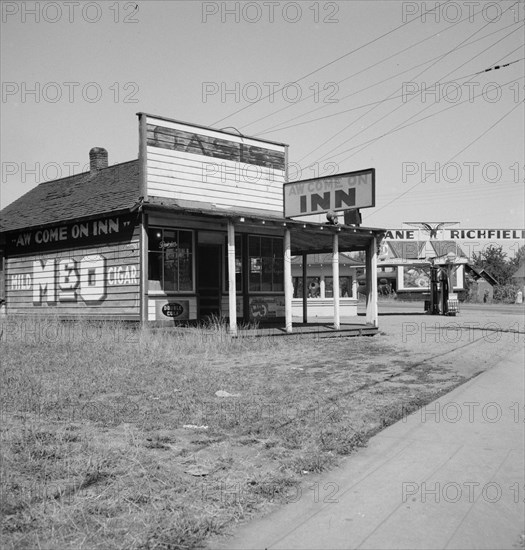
xmin=144 ymin=116 xmax=287 ymax=213
xmin=147 ymin=147 xmax=285 ymax=211
xmin=148 ymin=149 xmax=285 ymax=190
xmin=5 ymin=225 xmax=141 ymax=319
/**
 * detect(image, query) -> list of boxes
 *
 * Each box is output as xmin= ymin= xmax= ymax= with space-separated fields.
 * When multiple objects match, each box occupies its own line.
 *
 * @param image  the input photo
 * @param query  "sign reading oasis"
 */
xmin=284 ymin=169 xmax=375 ymax=217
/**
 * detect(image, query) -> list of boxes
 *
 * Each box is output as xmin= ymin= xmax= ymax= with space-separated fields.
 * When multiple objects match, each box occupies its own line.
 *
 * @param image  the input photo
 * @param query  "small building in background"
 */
xmin=376 ymin=235 xmax=467 ymax=301
xmin=291 ymin=253 xmax=361 ymax=317
xmin=464 ymin=265 xmax=498 ymax=303
xmin=511 ymin=262 xmax=525 ymax=291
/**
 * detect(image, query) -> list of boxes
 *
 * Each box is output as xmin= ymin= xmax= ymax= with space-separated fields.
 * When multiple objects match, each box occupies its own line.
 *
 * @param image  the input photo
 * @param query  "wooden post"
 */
xmin=302 ymin=252 xmax=307 ymax=324
xmin=333 ymin=232 xmax=340 ymax=330
xmin=140 ymin=212 xmax=148 ymax=324
xmin=284 ymin=228 xmax=293 ymax=333
xmin=138 ymin=113 xmax=148 ymax=200
xmin=365 ymin=236 xmax=378 ymax=327
xmin=227 ymin=220 xmax=237 ymax=336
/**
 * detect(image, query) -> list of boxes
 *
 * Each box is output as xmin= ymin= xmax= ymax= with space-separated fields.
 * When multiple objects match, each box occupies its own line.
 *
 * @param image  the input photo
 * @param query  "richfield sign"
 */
xmin=384 ymin=229 xmax=525 ymax=240
xmin=284 ymin=169 xmax=375 ymax=218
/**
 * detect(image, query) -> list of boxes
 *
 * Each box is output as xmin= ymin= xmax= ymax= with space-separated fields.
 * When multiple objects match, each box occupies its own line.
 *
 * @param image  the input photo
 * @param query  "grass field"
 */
xmin=0 ymin=314 xmax=519 ymax=549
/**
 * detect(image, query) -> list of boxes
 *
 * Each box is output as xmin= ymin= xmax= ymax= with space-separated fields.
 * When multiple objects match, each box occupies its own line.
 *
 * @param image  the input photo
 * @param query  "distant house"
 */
xmin=374 ymin=239 xmax=468 ymax=300
xmin=464 ymin=265 xmax=498 ymax=302
xmin=511 ymin=262 xmax=525 ymax=288
xmin=290 ymin=253 xmax=361 ymax=316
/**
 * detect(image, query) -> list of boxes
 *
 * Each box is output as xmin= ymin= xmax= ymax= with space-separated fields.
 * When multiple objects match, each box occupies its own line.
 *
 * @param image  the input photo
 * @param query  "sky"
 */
xmin=1 ymin=0 xmax=524 ymax=256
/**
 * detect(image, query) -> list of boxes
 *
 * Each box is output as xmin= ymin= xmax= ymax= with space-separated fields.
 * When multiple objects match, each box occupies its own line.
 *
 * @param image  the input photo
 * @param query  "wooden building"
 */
xmin=0 ymin=113 xmax=385 ymax=333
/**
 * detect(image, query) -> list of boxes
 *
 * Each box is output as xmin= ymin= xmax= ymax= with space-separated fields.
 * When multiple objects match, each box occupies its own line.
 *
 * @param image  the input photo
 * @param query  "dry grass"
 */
xmin=1 ymin=313 xmax=517 ymax=549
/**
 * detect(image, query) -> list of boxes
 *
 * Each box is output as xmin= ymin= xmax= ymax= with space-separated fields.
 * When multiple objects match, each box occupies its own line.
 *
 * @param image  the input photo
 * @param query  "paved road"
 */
xmin=214 ymin=347 xmax=525 ymax=550
xmin=374 ymin=301 xmax=525 ymax=317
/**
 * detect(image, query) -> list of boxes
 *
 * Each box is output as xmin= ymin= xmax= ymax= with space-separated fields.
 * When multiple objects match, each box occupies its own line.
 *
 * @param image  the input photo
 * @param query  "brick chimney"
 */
xmin=89 ymin=147 xmax=108 ymax=172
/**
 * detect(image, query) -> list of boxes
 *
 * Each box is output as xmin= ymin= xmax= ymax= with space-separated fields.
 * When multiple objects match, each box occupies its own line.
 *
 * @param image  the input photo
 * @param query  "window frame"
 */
xmin=247 ymin=235 xmax=284 ymax=294
xmin=324 ymin=276 xmax=352 ymax=298
xmin=147 ymin=226 xmax=196 ymax=295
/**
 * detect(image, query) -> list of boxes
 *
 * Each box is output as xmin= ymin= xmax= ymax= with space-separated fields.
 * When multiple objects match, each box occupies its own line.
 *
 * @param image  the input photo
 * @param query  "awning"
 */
xmin=143 ymin=198 xmax=385 ymax=254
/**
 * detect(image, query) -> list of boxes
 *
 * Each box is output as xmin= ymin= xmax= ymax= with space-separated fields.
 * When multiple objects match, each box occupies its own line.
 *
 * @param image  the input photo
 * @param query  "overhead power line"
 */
xmin=327 ymin=35 xmax=524 ymax=168
xmin=366 ymin=100 xmax=524 ymax=220
xmin=311 ymin=75 xmax=524 ymax=165
xmin=255 ymin=61 xmax=524 ymax=136
xmin=303 ymin=3 xmax=520 ymax=165
xmin=254 ymin=19 xmax=522 ymax=136
xmin=210 ymin=0 xmax=454 ymax=126
xmin=245 ymin=4 xmax=519 ymax=134
xmin=327 ymin=50 xmax=524 ymax=167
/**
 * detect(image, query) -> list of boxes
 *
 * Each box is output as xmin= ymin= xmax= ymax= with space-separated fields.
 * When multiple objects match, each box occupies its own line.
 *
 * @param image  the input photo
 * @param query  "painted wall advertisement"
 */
xmin=6 ymin=215 xmax=137 ymax=254
xmin=400 ymin=266 xmax=460 ymax=290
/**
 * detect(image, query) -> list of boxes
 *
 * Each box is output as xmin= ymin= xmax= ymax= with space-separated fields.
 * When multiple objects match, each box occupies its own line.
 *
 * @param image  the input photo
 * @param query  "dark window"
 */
xmin=148 ymin=228 xmax=194 ymax=292
xmin=248 ymin=236 xmax=284 ymax=292
xmin=0 ymin=253 xmax=4 ymax=302
xmin=293 ymin=276 xmax=322 ymax=298
xmin=325 ymin=276 xmax=352 ymax=298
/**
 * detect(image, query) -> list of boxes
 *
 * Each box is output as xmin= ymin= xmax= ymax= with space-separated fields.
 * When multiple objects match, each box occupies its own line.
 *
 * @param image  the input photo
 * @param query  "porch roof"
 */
xmin=143 ymin=198 xmax=385 ymax=254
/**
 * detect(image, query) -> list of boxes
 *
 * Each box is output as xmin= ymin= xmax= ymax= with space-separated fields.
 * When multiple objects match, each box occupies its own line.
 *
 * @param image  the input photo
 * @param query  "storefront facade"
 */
xmin=0 ymin=113 xmax=385 ymax=332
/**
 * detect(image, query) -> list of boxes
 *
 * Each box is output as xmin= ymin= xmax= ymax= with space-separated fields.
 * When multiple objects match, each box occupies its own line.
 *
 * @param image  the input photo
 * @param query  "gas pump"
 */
xmin=440 ymin=268 xmax=450 ymax=315
xmin=428 ymin=253 xmax=465 ymax=315
xmin=429 ymin=266 xmax=440 ymax=314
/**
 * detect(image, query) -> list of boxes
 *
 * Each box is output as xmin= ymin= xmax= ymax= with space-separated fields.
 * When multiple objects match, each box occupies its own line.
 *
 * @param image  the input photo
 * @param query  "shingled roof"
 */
xmin=0 ymin=159 xmax=140 ymax=233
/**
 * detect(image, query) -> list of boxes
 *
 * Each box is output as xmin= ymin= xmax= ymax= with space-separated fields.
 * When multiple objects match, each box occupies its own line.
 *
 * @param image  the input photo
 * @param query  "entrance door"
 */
xmin=197 ymin=244 xmax=222 ymax=319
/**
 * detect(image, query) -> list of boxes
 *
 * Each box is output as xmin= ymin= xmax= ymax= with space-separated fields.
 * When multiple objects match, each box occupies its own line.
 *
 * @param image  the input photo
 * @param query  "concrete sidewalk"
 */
xmin=215 ymin=349 xmax=525 ymax=550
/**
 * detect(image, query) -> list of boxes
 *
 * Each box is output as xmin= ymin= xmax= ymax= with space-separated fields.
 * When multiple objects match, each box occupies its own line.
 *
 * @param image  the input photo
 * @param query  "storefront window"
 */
xmin=148 ymin=228 xmax=193 ymax=292
xmin=325 ymin=276 xmax=352 ymax=298
xmin=0 ymin=254 xmax=4 ymax=303
xmin=248 ymin=236 xmax=284 ymax=292
xmin=293 ymin=277 xmax=321 ymax=298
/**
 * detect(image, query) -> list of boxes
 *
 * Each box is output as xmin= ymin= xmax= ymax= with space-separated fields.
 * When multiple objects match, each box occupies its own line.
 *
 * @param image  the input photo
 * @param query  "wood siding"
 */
xmin=220 ymin=295 xmax=243 ymax=317
xmin=5 ymin=224 xmax=141 ymax=320
xmin=144 ymin=116 xmax=287 ymax=213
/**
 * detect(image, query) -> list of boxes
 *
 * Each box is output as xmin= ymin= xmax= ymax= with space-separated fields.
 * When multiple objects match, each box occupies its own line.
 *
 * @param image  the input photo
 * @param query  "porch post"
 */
xmin=140 ymin=211 xmax=148 ymax=324
xmin=302 ymin=252 xmax=307 ymax=324
xmin=365 ymin=236 xmax=378 ymax=326
xmin=227 ymin=220 xmax=237 ymax=336
xmin=333 ymin=232 xmax=340 ymax=330
xmin=284 ymin=228 xmax=293 ymax=333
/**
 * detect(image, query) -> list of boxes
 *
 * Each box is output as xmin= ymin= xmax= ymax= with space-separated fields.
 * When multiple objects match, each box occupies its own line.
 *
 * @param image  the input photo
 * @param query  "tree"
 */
xmin=472 ymin=245 xmax=513 ymax=285
xmin=509 ymin=245 xmax=525 ymax=272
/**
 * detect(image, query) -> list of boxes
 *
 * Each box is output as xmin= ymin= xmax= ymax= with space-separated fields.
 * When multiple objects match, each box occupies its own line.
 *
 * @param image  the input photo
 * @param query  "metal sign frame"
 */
xmin=283 ymin=168 xmax=375 ymax=218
